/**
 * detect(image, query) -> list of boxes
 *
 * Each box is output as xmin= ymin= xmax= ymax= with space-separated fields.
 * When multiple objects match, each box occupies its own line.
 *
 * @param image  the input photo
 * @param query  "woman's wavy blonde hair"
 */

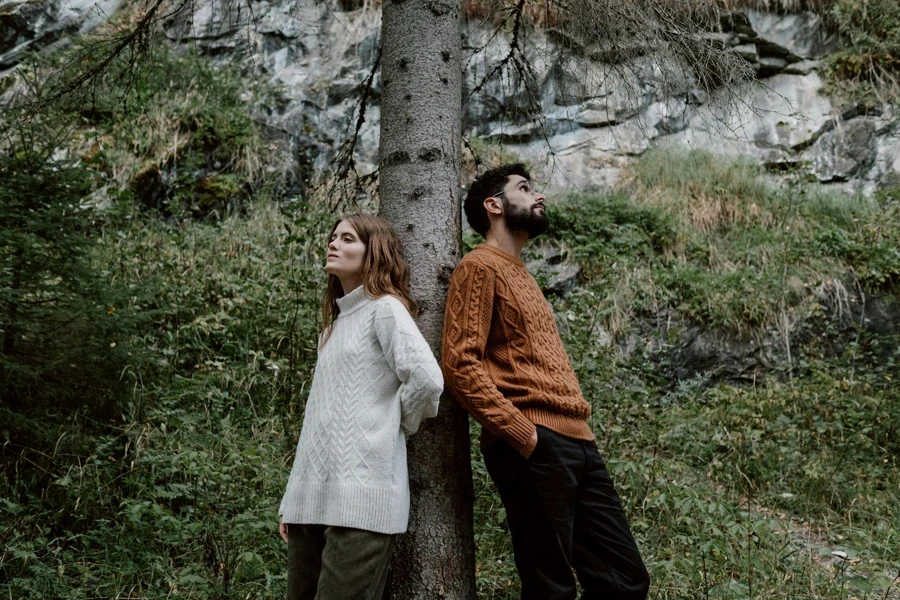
xmin=320 ymin=213 xmax=417 ymax=345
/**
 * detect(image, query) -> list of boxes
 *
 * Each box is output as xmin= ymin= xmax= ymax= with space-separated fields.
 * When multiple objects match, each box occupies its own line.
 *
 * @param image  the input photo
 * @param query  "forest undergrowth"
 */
xmin=2 ymin=44 xmax=899 ymax=600
xmin=2 ymin=149 xmax=898 ymax=598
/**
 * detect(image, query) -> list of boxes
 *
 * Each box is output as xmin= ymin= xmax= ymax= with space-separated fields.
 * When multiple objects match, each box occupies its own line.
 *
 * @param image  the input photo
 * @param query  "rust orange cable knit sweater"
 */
xmin=442 ymin=243 xmax=594 ymax=456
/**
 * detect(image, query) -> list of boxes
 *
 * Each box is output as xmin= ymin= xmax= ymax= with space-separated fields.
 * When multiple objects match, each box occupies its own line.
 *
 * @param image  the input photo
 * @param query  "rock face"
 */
xmin=0 ymin=0 xmax=125 ymax=69
xmin=647 ymin=280 xmax=900 ymax=386
xmin=805 ymin=117 xmax=884 ymax=182
xmin=664 ymin=325 xmax=776 ymax=383
xmin=744 ymin=9 xmax=839 ymax=61
xmin=2 ymin=0 xmax=899 ymax=196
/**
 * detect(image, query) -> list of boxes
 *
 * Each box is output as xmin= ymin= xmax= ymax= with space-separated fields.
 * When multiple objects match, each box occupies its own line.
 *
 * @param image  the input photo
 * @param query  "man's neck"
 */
xmin=484 ymin=226 xmax=529 ymax=258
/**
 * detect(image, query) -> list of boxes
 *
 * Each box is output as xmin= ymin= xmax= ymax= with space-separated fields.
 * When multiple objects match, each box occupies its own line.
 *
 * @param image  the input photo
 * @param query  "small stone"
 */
xmin=758 ymin=56 xmax=788 ymax=77
xmin=544 ymin=264 xmax=581 ymax=297
xmin=783 ymin=59 xmax=821 ymax=75
xmin=688 ymin=88 xmax=709 ymax=105
xmin=525 ymin=245 xmax=581 ymax=297
xmin=575 ymin=108 xmax=617 ymax=127
xmin=733 ymin=43 xmax=759 ymax=63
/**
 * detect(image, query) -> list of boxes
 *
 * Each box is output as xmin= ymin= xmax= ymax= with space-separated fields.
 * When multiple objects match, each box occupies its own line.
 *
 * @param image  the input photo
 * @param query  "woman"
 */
xmin=278 ymin=213 xmax=443 ymax=600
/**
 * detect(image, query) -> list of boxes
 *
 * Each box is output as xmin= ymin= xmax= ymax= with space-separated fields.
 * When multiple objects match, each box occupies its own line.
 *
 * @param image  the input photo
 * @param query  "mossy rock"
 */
xmin=194 ymin=173 xmax=249 ymax=216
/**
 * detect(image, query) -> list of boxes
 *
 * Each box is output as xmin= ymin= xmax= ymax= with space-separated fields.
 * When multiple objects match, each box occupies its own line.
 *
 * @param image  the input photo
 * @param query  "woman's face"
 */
xmin=325 ymin=220 xmax=366 ymax=284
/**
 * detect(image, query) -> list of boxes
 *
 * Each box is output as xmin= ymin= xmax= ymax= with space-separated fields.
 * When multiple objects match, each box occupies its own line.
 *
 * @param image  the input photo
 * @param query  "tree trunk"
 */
xmin=378 ymin=0 xmax=476 ymax=597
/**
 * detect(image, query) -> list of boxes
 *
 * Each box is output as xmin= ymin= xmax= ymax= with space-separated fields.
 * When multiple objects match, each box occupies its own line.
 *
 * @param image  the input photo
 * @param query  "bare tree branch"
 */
xmin=467 ymin=0 xmax=526 ymax=100
xmin=18 ymin=0 xmax=187 ymax=117
xmin=335 ymin=44 xmax=382 ymax=178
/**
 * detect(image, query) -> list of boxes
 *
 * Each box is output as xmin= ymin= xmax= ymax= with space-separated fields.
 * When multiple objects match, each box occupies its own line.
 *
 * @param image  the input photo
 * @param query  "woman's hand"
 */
xmin=278 ymin=516 xmax=289 ymax=544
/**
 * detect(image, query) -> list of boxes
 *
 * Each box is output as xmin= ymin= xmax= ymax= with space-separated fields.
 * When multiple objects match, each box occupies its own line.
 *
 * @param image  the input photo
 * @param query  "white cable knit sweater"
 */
xmin=279 ymin=286 xmax=443 ymax=534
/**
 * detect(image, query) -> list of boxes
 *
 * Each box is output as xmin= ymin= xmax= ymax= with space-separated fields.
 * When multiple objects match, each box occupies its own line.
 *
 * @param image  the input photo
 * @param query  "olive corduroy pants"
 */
xmin=286 ymin=524 xmax=394 ymax=600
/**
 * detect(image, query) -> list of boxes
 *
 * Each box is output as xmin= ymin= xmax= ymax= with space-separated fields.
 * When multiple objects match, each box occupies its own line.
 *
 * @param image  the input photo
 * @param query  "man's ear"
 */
xmin=483 ymin=196 xmax=503 ymax=217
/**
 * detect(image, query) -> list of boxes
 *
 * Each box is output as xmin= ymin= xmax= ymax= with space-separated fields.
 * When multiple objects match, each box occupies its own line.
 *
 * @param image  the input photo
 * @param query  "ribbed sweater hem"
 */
xmin=522 ymin=407 xmax=594 ymax=441
xmin=280 ymin=480 xmax=408 ymax=535
xmin=481 ymin=407 xmax=594 ymax=448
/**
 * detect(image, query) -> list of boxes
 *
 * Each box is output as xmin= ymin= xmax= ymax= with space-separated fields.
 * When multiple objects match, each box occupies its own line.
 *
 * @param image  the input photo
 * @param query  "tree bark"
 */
xmin=378 ymin=0 xmax=476 ymax=597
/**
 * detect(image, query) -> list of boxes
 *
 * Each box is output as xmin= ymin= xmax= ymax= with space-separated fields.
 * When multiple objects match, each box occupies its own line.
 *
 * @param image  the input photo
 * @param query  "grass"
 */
xmin=2 ymin=0 xmax=898 ymax=595
xmin=823 ymin=0 xmax=900 ymax=105
xmin=545 ymin=150 xmax=899 ymax=335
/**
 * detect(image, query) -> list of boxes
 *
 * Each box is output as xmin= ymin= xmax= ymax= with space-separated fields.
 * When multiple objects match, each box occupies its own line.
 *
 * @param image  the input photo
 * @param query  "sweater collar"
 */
xmin=474 ymin=243 xmax=525 ymax=267
xmin=336 ymin=285 xmax=370 ymax=316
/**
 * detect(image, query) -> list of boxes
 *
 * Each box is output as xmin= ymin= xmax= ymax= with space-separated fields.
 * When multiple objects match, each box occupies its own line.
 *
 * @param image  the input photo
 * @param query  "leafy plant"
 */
xmin=825 ymin=0 xmax=900 ymax=103
xmin=0 ymin=135 xmax=142 ymax=417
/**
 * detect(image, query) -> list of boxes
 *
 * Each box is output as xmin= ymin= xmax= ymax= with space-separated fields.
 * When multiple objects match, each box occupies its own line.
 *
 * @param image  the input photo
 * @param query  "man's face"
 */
xmin=499 ymin=175 xmax=548 ymax=238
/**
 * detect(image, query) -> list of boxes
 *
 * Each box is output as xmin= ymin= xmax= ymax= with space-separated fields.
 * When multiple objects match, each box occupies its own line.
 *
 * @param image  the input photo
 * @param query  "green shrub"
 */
xmin=547 ymin=192 xmax=678 ymax=266
xmin=29 ymin=43 xmax=277 ymax=219
xmin=0 ymin=202 xmax=328 ymax=599
xmin=811 ymin=195 xmax=900 ymax=290
xmin=825 ymin=0 xmax=900 ymax=103
xmin=0 ymin=39 xmax=316 ymax=598
xmin=0 ymin=141 xmax=143 ymax=418
xmin=543 ymin=152 xmax=900 ymax=335
xmin=656 ymin=336 xmax=900 ymax=546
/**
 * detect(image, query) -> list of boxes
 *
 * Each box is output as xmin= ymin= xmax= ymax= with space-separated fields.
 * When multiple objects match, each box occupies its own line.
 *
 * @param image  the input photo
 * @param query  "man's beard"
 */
xmin=503 ymin=200 xmax=548 ymax=238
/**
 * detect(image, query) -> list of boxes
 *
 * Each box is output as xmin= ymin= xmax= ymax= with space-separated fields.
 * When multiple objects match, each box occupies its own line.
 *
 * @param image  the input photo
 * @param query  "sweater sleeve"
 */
xmin=374 ymin=298 xmax=443 ymax=437
xmin=441 ymin=262 xmax=537 ymax=454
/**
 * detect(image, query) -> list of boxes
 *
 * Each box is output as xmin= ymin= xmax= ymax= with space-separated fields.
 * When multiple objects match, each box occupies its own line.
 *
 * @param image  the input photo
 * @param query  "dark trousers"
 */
xmin=286 ymin=524 xmax=394 ymax=600
xmin=483 ymin=426 xmax=650 ymax=600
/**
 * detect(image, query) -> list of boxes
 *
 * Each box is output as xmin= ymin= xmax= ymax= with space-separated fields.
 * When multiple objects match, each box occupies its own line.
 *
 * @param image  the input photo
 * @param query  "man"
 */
xmin=441 ymin=164 xmax=650 ymax=600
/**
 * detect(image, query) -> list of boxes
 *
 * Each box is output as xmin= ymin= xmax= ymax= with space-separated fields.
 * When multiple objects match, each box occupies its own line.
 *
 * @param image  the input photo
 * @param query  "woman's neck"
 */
xmin=339 ymin=275 xmax=364 ymax=296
